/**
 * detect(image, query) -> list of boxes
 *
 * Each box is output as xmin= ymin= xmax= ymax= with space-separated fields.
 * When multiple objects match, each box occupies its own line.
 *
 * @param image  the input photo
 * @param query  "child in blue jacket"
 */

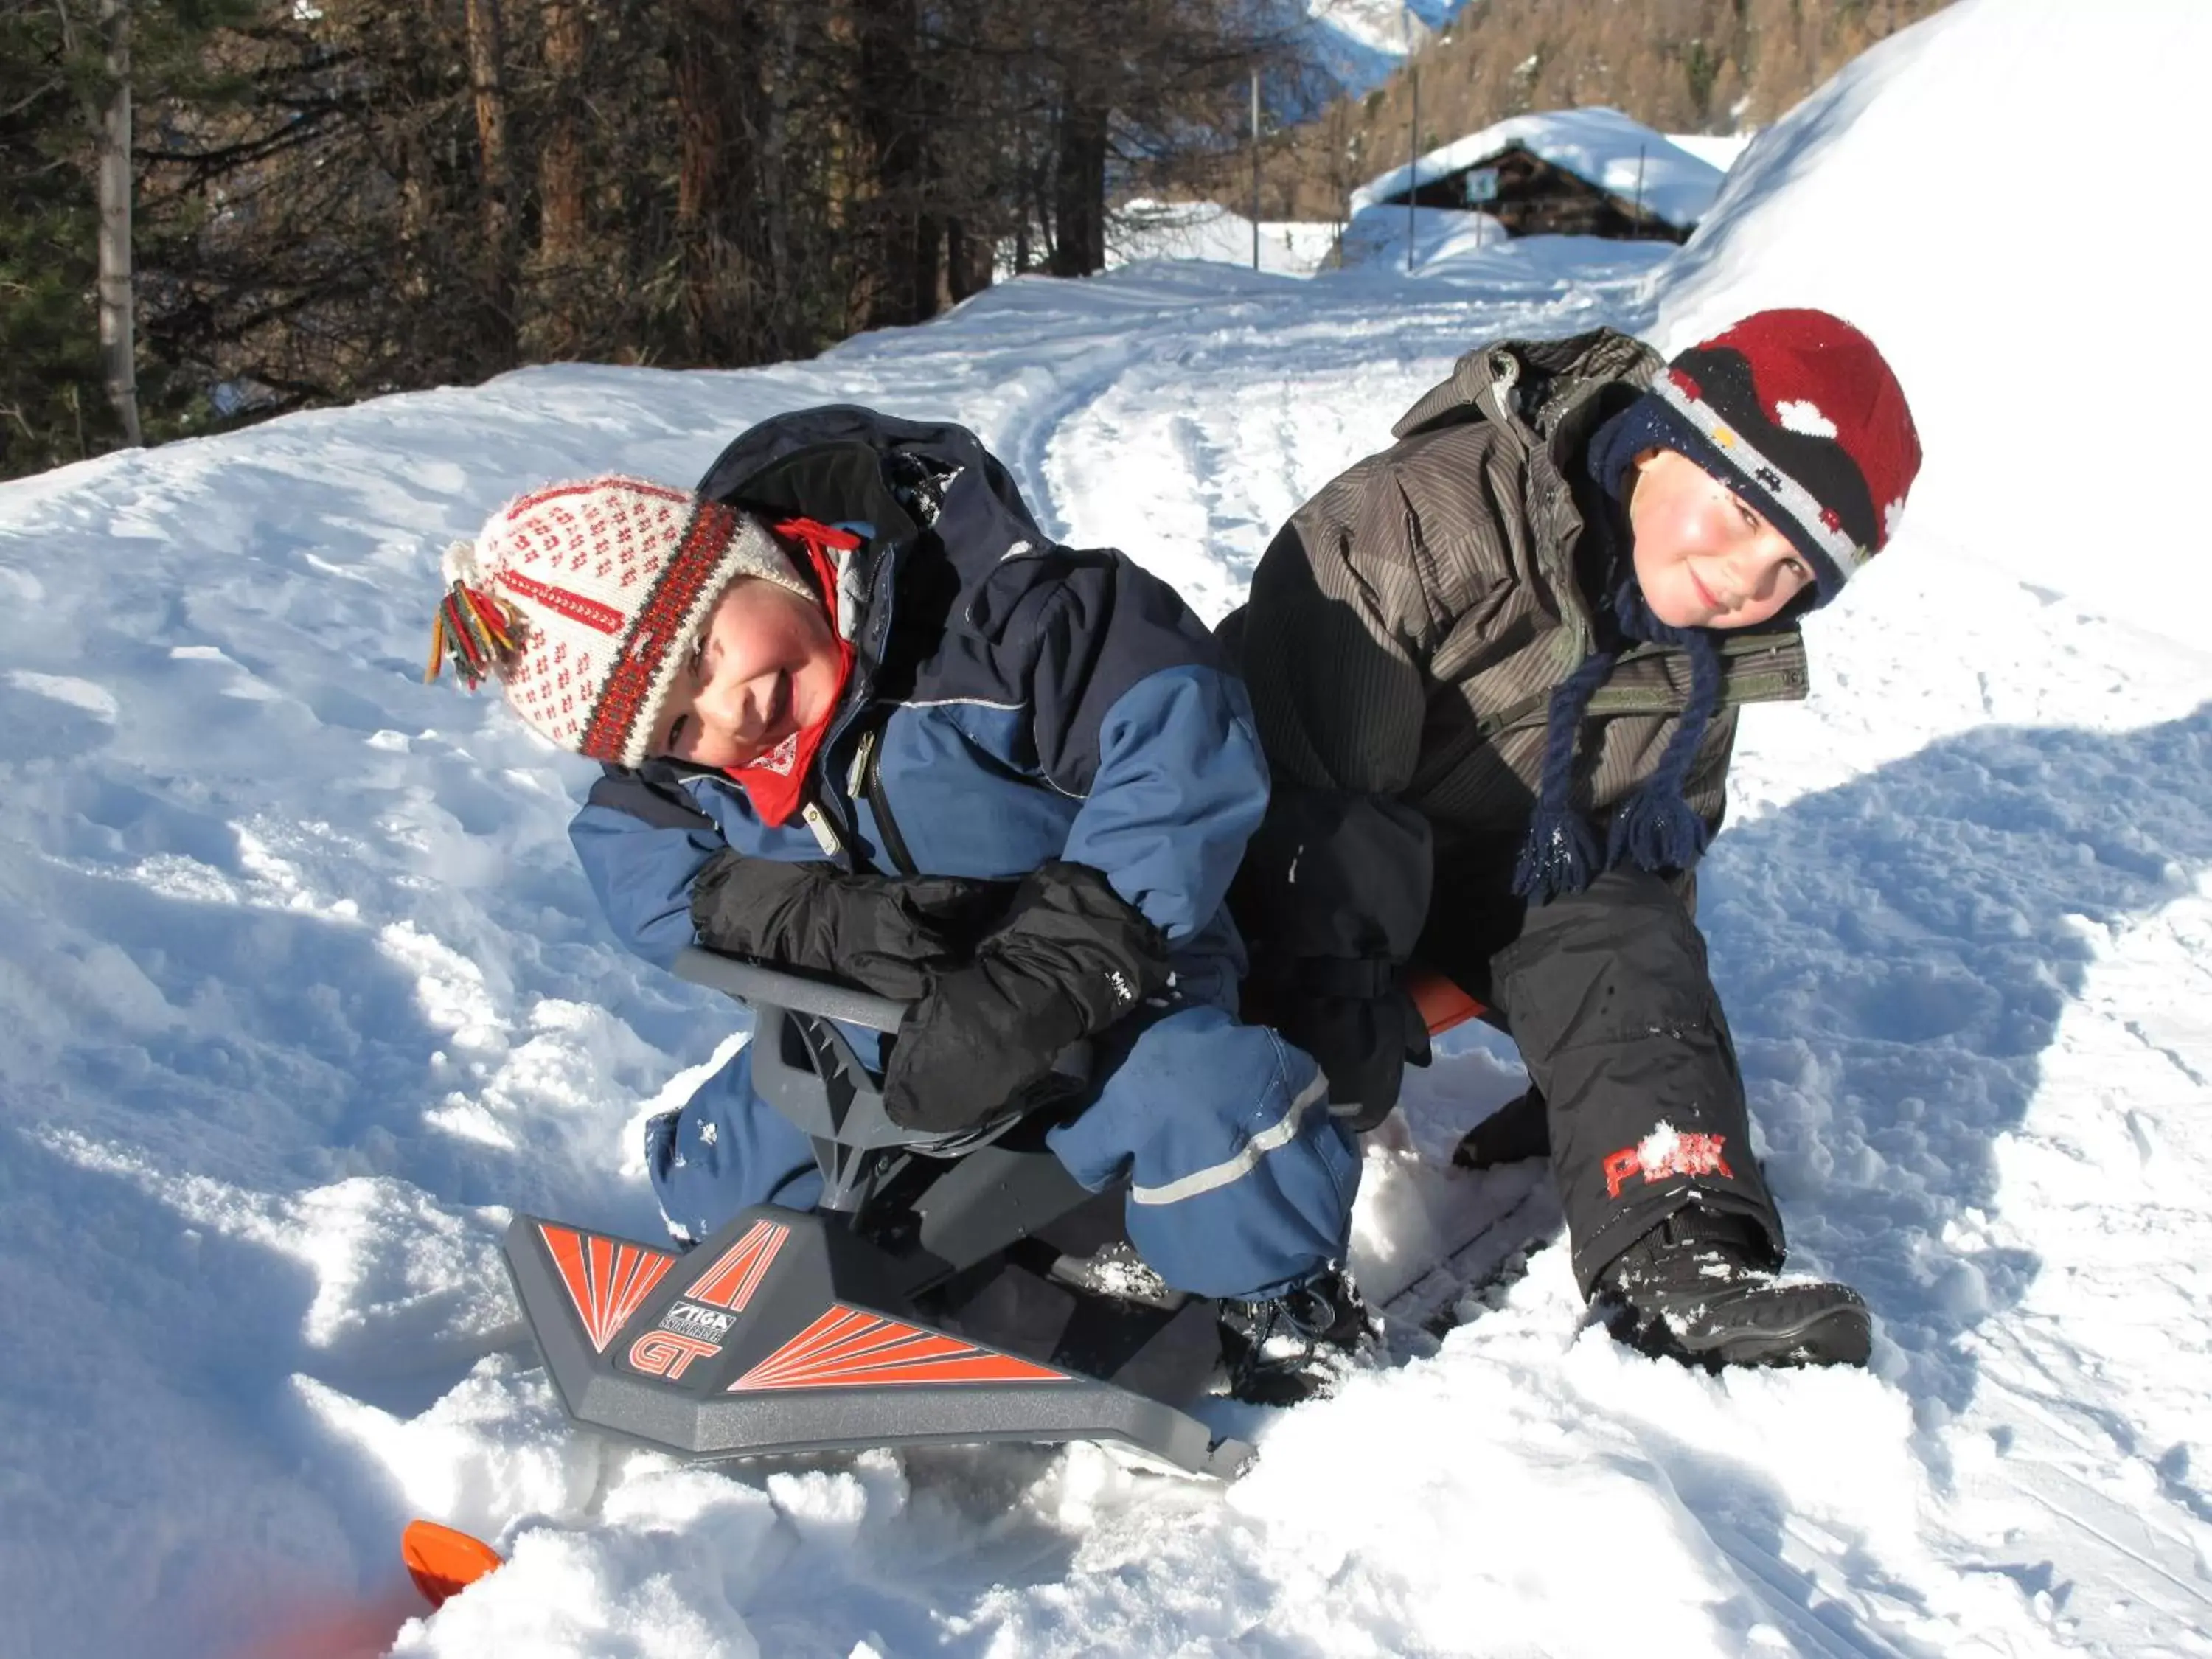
xmin=428 ymin=406 xmax=1360 ymax=1401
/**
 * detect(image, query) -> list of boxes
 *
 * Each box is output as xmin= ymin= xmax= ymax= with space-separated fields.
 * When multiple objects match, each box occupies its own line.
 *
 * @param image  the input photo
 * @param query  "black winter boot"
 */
xmin=1218 ymin=1266 xmax=1375 ymax=1405
xmin=1596 ymin=1210 xmax=1871 ymax=1370
xmin=1452 ymin=1084 xmax=1551 ymax=1169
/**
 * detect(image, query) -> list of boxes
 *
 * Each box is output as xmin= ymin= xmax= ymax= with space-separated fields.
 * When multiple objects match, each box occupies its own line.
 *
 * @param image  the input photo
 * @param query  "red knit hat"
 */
xmin=425 ymin=477 xmax=816 ymax=767
xmin=1649 ymin=309 xmax=1921 ymax=603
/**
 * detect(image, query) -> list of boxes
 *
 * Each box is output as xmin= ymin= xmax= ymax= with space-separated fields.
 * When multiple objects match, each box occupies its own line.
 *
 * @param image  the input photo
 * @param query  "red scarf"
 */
xmin=721 ymin=517 xmax=860 ymax=828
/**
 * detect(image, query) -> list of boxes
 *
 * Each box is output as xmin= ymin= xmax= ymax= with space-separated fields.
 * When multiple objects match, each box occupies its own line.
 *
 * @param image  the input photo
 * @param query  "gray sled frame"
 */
xmin=503 ymin=946 xmax=1251 ymax=1480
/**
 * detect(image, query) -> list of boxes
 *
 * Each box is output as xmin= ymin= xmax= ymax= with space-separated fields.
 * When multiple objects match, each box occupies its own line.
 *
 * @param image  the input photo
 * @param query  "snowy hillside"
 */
xmin=1301 ymin=0 xmax=1457 ymax=96
xmin=4 ymin=1 xmax=2211 ymax=1655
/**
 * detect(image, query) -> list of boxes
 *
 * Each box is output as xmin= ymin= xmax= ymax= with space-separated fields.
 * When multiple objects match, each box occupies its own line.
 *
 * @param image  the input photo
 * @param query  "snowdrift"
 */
xmin=1108 ymin=198 xmax=1342 ymax=277
xmin=1649 ymin=0 xmax=2212 ymax=644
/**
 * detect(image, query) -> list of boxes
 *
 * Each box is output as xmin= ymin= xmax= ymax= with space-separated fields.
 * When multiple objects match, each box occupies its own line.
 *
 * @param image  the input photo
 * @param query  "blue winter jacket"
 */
xmin=568 ymin=406 xmax=1269 ymax=1006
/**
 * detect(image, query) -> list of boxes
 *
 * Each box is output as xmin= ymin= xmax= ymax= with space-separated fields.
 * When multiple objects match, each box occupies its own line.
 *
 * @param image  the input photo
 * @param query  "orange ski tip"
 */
xmin=401 ymin=1520 xmax=504 ymax=1609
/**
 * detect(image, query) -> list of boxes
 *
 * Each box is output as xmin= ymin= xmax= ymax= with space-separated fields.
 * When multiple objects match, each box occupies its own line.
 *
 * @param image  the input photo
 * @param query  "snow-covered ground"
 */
xmin=4 ymin=1 xmax=2211 ymax=1655
xmin=1108 ymin=199 xmax=1344 ymax=279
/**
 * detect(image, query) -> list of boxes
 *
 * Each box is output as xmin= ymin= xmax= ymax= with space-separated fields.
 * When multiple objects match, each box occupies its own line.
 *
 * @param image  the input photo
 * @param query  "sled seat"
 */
xmin=672 ymin=947 xmax=1102 ymax=1282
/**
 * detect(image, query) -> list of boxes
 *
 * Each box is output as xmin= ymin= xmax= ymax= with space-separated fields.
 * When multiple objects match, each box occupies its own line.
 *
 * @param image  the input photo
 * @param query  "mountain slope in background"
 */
xmin=1302 ymin=0 xmax=1464 ymax=90
xmin=1267 ymin=0 xmax=1953 ymax=218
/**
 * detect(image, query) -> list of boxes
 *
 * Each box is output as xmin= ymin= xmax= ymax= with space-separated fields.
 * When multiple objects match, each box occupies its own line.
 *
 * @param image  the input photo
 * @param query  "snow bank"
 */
xmin=1338 ymin=201 xmax=1504 ymax=268
xmin=1650 ymin=0 xmax=2212 ymax=644
xmin=1109 ymin=198 xmax=1342 ymax=277
xmin=1335 ymin=204 xmax=1678 ymax=295
xmin=1352 ymin=106 xmax=1725 ymax=229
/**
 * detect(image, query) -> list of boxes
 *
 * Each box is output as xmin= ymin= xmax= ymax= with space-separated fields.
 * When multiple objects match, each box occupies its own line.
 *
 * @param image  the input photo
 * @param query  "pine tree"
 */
xmin=1 ymin=4 xmax=116 ymax=475
xmin=0 ymin=0 xmax=256 ymax=480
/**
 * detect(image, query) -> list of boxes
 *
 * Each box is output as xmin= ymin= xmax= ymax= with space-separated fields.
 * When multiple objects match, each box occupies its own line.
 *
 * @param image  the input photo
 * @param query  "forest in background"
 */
xmin=1 ymin=0 xmax=1314 ymax=479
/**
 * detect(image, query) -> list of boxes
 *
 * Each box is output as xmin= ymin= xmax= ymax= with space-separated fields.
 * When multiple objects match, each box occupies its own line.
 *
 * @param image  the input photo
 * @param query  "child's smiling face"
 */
xmin=650 ymin=576 xmax=841 ymax=768
xmin=1627 ymin=448 xmax=1814 ymax=630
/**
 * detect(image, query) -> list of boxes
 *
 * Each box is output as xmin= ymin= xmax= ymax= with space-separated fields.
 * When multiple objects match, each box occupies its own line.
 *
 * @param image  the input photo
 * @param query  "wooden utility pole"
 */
xmin=1405 ymin=4 xmax=1418 ymax=274
xmin=94 ymin=0 xmax=139 ymax=446
xmin=1250 ymin=72 xmax=1261 ymax=271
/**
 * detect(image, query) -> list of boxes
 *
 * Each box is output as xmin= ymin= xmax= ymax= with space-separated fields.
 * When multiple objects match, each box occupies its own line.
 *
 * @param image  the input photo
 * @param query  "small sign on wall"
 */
xmin=1463 ymin=167 xmax=1500 ymax=205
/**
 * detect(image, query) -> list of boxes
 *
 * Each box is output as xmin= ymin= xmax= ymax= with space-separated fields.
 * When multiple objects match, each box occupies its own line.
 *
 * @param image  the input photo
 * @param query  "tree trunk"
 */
xmin=463 ymin=0 xmax=513 ymax=349
xmin=1049 ymin=96 xmax=1107 ymax=278
xmin=94 ymin=0 xmax=139 ymax=446
xmin=945 ymin=218 xmax=992 ymax=303
xmin=914 ymin=211 xmax=942 ymax=320
xmin=534 ymin=0 xmax=588 ymax=354
xmin=849 ymin=0 xmax=928 ymax=331
xmin=759 ymin=1 xmax=799 ymax=354
xmin=672 ymin=17 xmax=723 ymax=357
xmin=672 ymin=1 xmax=771 ymax=361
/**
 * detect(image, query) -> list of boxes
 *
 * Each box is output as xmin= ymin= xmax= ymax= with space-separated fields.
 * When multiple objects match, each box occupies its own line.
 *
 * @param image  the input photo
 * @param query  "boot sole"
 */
xmin=1697 ymin=1301 xmax=1871 ymax=1370
xmin=1610 ymin=1298 xmax=1873 ymax=1371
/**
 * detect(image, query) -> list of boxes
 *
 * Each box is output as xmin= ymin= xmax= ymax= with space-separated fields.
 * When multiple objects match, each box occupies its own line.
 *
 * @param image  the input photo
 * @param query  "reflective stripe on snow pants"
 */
xmin=645 ymin=998 xmax=1357 ymax=1302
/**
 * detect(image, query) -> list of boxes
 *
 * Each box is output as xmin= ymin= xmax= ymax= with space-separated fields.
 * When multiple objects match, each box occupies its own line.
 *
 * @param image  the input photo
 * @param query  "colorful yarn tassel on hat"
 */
xmin=425 ymin=578 xmax=521 ymax=688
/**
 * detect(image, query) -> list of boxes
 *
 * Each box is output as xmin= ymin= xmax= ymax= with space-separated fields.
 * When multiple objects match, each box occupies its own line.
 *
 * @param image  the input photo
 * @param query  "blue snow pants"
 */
xmin=645 ymin=997 xmax=1359 ymax=1301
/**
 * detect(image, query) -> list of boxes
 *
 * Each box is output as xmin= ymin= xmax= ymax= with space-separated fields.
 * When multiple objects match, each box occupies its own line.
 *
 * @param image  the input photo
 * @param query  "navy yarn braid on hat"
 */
xmin=1605 ymin=582 xmax=1723 ymax=877
xmin=1511 ymin=644 xmax=1621 ymax=902
xmin=1509 ymin=403 xmax=1725 ymax=905
xmin=1511 ymin=311 xmax=1920 ymax=904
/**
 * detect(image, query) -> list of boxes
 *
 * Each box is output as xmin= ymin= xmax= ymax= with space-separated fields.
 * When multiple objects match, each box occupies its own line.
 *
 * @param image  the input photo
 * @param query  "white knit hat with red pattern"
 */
xmin=428 ymin=476 xmax=811 ymax=767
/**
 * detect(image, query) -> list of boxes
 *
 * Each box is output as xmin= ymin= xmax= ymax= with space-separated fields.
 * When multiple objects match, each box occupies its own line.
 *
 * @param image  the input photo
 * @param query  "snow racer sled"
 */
xmin=504 ymin=947 xmax=1254 ymax=1479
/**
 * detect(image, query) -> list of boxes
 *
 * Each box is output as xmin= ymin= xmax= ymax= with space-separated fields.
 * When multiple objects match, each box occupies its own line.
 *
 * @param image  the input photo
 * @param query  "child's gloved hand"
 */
xmin=883 ymin=860 xmax=1168 ymax=1133
xmin=689 ymin=853 xmax=1012 ymax=1001
xmin=1280 ymin=974 xmax=1430 ymax=1133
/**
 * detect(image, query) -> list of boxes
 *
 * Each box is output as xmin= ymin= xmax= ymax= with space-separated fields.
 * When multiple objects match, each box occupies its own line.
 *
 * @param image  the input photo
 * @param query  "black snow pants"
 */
xmin=1231 ymin=783 xmax=1787 ymax=1296
xmin=1478 ymin=868 xmax=1784 ymax=1293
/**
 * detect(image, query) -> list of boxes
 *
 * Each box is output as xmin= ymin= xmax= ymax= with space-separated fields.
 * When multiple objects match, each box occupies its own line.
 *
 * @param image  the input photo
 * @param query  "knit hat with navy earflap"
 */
xmin=1611 ymin=307 xmax=1922 ymax=604
xmin=1514 ymin=308 xmax=1921 ymax=905
xmin=425 ymin=477 xmax=814 ymax=768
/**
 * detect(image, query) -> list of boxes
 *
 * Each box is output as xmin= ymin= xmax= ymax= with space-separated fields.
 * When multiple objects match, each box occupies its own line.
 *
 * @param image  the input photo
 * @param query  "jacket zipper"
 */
xmin=851 ymin=724 xmax=919 ymax=876
xmin=793 ymin=535 xmax=897 ymax=869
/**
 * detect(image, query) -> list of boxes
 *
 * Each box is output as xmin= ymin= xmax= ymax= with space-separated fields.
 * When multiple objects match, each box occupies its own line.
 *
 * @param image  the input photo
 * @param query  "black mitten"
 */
xmin=1228 ymin=783 xmax=1436 ymax=1132
xmin=689 ymin=852 xmax=1014 ymax=1001
xmin=1277 ymin=959 xmax=1430 ymax=1133
xmin=883 ymin=860 xmax=1169 ymax=1133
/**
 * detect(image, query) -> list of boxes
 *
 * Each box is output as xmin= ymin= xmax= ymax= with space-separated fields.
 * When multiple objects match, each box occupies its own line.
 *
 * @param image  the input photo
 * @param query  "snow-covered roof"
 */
xmin=1349 ymin=106 xmax=1725 ymax=229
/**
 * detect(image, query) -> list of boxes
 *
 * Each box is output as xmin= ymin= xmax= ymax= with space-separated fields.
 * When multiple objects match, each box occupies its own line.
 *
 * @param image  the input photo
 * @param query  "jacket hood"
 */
xmin=1392 ymin=327 xmax=1664 ymax=462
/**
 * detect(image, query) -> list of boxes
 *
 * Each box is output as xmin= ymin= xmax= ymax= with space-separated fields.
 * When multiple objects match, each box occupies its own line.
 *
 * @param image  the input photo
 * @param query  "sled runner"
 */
xmin=506 ymin=947 xmax=1255 ymax=1479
